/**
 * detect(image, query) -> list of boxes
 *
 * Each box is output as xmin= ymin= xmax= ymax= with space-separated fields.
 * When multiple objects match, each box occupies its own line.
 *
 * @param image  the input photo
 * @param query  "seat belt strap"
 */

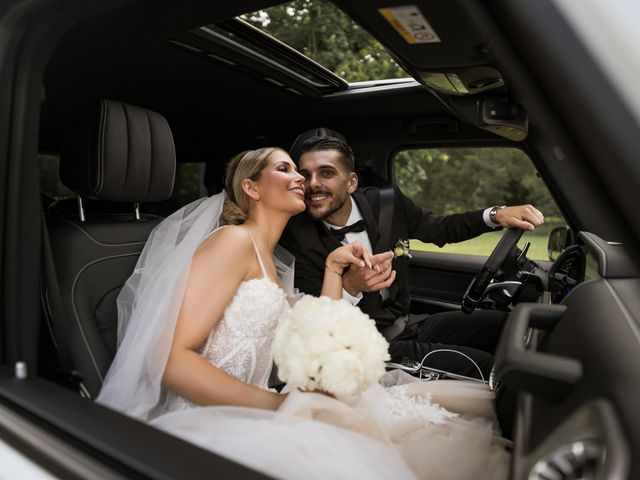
xmin=40 ymin=215 xmax=75 ymax=371
xmin=378 ymin=186 xmax=395 ymax=250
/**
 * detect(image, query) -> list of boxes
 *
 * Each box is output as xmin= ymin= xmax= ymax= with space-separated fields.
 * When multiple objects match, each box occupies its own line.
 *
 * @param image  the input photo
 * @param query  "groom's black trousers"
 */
xmin=387 ymin=310 xmax=508 ymax=380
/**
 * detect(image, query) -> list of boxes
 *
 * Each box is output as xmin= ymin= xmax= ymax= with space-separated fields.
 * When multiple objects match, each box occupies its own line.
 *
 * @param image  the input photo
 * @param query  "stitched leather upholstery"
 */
xmin=61 ymin=99 xmax=175 ymax=202
xmin=46 ymin=100 xmax=176 ymax=396
xmin=47 ymin=216 xmax=161 ymax=393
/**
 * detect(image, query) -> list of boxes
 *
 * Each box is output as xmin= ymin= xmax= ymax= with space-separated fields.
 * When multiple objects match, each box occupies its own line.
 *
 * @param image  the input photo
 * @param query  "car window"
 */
xmin=171 ymin=162 xmax=207 ymax=205
xmin=38 ymin=153 xmax=75 ymax=203
xmin=38 ymin=154 xmax=206 ymax=207
xmin=393 ymin=147 xmax=564 ymax=260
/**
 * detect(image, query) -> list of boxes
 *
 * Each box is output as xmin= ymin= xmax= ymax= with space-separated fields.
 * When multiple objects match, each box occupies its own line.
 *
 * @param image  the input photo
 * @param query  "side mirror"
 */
xmin=548 ymin=226 xmax=573 ymax=261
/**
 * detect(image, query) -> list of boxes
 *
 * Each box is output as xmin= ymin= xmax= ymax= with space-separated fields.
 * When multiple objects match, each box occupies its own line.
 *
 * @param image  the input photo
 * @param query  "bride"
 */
xmin=97 ymin=147 xmax=510 ymax=479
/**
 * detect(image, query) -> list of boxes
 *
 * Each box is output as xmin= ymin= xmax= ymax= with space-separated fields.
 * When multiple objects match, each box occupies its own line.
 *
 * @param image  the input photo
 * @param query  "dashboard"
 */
xmin=494 ymin=230 xmax=638 ymax=479
xmin=504 ymin=232 xmax=608 ymax=307
xmin=547 ymin=244 xmax=598 ymax=303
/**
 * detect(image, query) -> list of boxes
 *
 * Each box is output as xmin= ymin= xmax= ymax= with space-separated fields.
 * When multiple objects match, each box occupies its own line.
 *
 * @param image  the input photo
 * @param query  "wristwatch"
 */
xmin=489 ymin=205 xmax=506 ymax=225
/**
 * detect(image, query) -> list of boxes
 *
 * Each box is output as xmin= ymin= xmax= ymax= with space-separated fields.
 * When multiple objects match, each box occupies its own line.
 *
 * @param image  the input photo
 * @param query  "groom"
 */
xmin=279 ymin=128 xmax=545 ymax=379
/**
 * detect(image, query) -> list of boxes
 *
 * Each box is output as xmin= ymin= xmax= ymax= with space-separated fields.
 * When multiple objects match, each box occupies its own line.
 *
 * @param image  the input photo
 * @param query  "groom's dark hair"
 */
xmin=290 ymin=128 xmax=354 ymax=172
xmin=300 ymin=136 xmax=355 ymax=172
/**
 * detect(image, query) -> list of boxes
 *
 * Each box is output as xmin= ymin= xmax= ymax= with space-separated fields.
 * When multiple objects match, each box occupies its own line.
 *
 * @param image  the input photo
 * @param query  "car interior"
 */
xmin=1 ymin=0 xmax=640 ymax=478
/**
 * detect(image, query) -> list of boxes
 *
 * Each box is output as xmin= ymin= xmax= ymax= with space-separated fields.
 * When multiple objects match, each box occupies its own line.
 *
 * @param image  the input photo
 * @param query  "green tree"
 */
xmin=243 ymin=0 xmax=406 ymax=82
xmin=395 ymin=148 xmax=563 ymax=235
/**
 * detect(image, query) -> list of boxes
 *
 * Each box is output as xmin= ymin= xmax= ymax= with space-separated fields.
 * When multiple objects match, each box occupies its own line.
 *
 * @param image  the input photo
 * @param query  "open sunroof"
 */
xmin=167 ymin=1 xmax=412 ymax=98
xmin=241 ymin=0 xmax=410 ymax=83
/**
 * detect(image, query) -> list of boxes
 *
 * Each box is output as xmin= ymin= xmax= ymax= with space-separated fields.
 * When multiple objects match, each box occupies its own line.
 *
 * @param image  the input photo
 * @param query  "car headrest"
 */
xmin=61 ymin=99 xmax=175 ymax=202
xmin=289 ymin=127 xmax=347 ymax=164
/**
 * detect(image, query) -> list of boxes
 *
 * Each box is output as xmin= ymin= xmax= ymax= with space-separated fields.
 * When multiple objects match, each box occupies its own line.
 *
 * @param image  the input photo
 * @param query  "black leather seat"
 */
xmin=44 ymin=99 xmax=176 ymax=397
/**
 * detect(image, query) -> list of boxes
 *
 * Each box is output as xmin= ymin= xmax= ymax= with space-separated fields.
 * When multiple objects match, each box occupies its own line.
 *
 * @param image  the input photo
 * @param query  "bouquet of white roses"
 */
xmin=272 ymin=295 xmax=390 ymax=400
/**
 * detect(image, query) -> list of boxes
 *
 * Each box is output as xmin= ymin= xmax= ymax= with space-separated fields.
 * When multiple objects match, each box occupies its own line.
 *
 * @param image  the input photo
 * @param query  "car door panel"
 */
xmin=408 ymin=251 xmax=486 ymax=310
xmin=0 ymin=372 xmax=269 ymax=479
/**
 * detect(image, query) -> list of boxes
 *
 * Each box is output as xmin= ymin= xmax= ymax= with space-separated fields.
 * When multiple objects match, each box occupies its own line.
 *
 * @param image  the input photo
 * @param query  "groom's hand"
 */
xmin=496 ymin=204 xmax=544 ymax=231
xmin=343 ymin=251 xmax=396 ymax=296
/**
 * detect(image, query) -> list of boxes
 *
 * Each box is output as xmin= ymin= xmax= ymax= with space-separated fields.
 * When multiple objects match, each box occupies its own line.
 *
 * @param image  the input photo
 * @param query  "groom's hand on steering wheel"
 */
xmin=495 ymin=204 xmax=545 ymax=231
xmin=343 ymin=251 xmax=396 ymax=296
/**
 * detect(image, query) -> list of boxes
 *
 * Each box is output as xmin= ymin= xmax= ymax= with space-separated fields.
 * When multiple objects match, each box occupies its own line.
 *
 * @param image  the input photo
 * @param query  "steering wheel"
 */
xmin=461 ymin=228 xmax=524 ymax=314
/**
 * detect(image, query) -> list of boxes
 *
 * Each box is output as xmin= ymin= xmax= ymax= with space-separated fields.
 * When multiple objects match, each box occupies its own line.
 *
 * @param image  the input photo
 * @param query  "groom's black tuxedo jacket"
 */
xmin=280 ymin=187 xmax=494 ymax=331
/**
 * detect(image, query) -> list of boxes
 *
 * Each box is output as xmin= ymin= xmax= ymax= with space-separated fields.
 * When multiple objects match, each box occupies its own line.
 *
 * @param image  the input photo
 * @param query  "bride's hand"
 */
xmin=326 ymin=241 xmax=373 ymax=276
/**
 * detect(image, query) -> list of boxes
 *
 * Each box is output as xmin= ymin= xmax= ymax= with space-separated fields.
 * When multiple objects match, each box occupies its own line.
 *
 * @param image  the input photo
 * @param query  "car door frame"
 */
xmin=0 ymin=1 xmax=271 ymax=477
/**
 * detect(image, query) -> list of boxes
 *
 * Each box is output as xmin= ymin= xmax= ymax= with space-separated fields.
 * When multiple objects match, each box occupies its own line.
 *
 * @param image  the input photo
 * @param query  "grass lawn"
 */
xmin=411 ymin=231 xmax=550 ymax=260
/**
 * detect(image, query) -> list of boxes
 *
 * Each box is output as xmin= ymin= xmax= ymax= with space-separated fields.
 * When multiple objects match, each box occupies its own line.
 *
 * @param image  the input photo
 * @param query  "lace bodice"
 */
xmin=166 ymin=231 xmax=288 ymax=412
xmin=201 ymin=277 xmax=287 ymax=386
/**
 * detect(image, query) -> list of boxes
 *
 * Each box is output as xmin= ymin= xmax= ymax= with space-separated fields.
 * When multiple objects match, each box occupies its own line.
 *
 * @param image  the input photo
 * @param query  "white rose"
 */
xmin=318 ymin=349 xmax=365 ymax=400
xmin=273 ymin=295 xmax=391 ymax=397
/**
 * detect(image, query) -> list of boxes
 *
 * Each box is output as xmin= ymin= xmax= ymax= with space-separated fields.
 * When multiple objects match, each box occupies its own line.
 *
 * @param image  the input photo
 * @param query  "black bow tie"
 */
xmin=329 ymin=219 xmax=366 ymax=242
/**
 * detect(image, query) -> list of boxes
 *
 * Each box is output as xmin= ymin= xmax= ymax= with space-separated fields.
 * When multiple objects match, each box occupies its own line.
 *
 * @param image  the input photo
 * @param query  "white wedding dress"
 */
xmin=96 ymin=194 xmax=509 ymax=479
xmin=147 ymin=234 xmax=511 ymax=480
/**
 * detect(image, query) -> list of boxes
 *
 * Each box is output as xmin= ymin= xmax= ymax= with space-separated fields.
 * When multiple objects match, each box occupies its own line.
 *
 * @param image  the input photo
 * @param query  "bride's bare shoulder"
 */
xmin=186 ymin=226 xmax=254 ymax=286
xmin=195 ymin=225 xmax=252 ymax=258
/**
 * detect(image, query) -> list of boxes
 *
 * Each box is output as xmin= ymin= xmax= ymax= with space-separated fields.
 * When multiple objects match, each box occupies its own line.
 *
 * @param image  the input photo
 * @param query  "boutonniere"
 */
xmin=393 ymin=239 xmax=412 ymax=259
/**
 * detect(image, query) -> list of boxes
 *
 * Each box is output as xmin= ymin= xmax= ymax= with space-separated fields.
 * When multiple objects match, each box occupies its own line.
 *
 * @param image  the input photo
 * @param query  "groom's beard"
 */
xmin=305 ymin=190 xmax=348 ymax=222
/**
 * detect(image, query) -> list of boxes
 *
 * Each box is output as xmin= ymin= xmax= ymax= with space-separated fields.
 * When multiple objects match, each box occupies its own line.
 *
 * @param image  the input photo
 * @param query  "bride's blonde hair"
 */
xmin=222 ymin=147 xmax=284 ymax=225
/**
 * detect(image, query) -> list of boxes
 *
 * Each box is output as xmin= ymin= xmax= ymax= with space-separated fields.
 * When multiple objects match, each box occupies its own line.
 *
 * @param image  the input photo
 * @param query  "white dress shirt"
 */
xmin=482 ymin=207 xmax=502 ymax=228
xmin=323 ymin=197 xmax=370 ymax=305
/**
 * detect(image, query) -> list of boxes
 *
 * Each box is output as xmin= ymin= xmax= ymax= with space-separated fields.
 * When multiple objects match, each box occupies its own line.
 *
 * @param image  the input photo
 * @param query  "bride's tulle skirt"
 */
xmin=150 ymin=371 xmax=510 ymax=480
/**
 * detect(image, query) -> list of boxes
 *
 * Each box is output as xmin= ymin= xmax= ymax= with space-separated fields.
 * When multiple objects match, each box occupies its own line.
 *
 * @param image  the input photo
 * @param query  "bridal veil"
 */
xmin=96 ymin=192 xmax=295 ymax=420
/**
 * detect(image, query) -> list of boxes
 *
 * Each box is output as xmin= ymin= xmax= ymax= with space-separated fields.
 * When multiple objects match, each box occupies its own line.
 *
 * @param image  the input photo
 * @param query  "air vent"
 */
xmin=529 ymin=440 xmax=604 ymax=480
